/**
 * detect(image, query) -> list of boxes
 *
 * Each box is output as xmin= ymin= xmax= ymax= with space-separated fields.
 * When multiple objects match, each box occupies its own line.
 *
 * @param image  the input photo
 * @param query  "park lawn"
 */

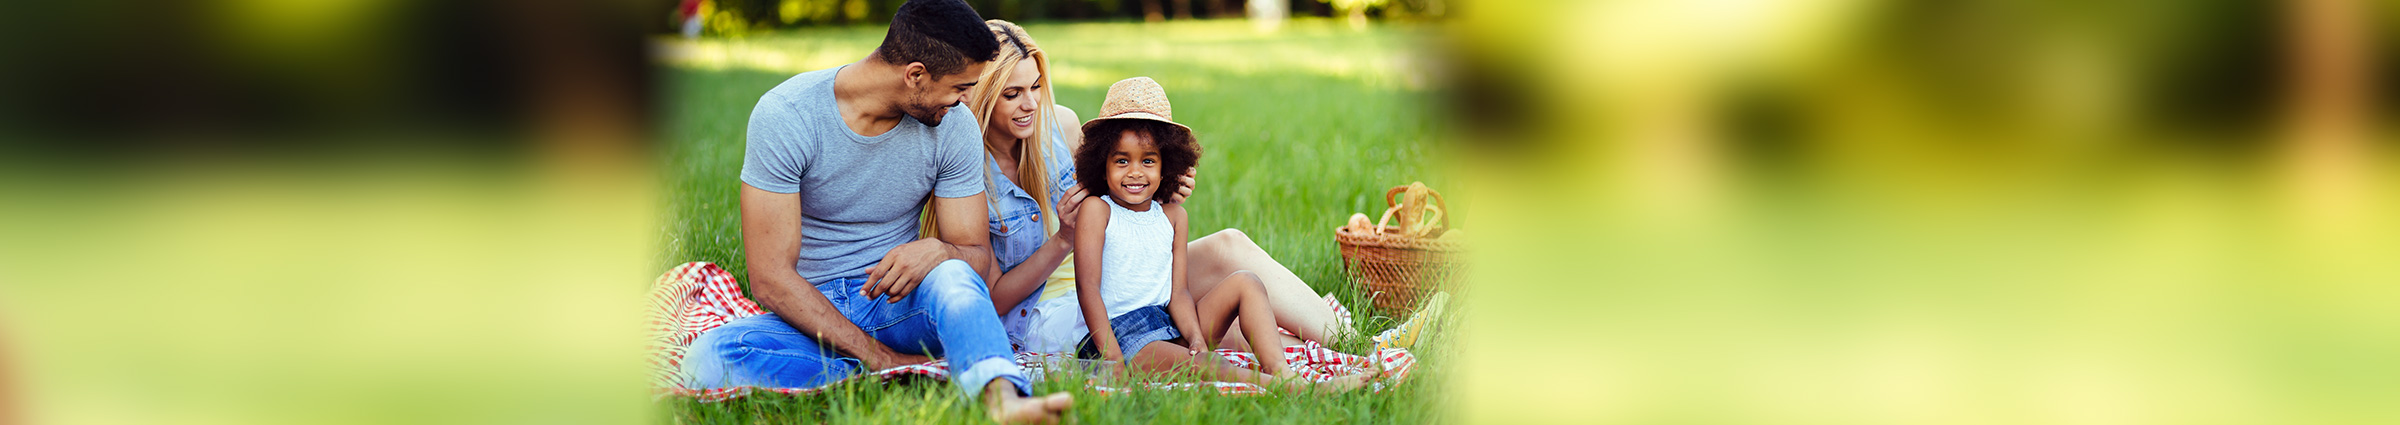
xmin=655 ymin=18 xmax=1453 ymax=424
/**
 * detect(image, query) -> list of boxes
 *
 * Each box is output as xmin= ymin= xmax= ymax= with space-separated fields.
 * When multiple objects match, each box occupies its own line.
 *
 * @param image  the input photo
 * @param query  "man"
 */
xmin=678 ymin=0 xmax=1073 ymax=422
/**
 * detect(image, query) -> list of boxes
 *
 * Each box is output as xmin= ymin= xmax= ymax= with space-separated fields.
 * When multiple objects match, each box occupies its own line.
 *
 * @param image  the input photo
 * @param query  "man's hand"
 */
xmin=863 ymin=238 xmax=952 ymax=302
xmin=867 ymin=352 xmax=934 ymax=370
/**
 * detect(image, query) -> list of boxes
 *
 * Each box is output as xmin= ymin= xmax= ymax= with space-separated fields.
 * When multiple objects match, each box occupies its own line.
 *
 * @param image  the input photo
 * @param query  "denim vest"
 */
xmin=985 ymin=116 xmax=1080 ymax=273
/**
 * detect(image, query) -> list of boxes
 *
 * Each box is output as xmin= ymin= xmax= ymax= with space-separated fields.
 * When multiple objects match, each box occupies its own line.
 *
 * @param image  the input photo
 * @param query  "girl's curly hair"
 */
xmin=1075 ymin=119 xmax=1199 ymax=203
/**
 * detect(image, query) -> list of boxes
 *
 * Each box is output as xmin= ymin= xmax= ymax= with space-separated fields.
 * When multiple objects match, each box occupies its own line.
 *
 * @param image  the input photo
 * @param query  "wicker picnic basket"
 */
xmin=1335 ymin=183 xmax=1462 ymax=315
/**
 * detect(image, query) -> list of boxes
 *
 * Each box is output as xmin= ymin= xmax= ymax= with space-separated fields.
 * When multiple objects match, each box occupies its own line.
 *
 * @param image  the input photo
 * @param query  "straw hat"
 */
xmin=1082 ymin=77 xmax=1191 ymax=133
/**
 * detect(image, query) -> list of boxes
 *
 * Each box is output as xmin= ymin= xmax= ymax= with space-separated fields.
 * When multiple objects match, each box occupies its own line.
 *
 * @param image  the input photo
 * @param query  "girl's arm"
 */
xmin=1164 ymin=205 xmax=1208 ymax=351
xmin=1073 ymin=197 xmax=1123 ymax=363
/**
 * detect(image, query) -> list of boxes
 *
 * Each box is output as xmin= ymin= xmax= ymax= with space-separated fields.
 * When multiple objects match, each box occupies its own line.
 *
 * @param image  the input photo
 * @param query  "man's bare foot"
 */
xmin=987 ymin=392 xmax=1074 ymax=424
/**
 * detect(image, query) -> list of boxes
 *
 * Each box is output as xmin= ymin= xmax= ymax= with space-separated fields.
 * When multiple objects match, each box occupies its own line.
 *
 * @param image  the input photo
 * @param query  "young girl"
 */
xmin=1064 ymin=77 xmax=1363 ymax=391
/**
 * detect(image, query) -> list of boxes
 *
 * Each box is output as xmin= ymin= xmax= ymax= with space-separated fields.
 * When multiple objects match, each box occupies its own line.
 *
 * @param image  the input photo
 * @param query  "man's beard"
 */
xmin=904 ymin=101 xmax=948 ymax=126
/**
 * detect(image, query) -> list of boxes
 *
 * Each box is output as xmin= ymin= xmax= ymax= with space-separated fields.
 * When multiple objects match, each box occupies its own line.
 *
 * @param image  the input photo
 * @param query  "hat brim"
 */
xmin=1081 ymin=112 xmax=1190 ymax=134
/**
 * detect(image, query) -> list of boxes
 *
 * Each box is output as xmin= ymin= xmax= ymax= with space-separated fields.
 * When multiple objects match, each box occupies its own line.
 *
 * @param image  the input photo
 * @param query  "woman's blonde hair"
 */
xmin=920 ymin=19 xmax=1058 ymax=239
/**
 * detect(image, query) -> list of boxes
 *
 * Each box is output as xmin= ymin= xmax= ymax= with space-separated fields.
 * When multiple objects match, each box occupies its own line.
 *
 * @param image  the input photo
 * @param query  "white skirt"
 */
xmin=1004 ymin=294 xmax=1091 ymax=355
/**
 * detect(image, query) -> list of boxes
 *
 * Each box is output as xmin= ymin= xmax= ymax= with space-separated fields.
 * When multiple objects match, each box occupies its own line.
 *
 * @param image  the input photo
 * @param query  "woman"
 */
xmin=933 ymin=20 xmax=1347 ymax=353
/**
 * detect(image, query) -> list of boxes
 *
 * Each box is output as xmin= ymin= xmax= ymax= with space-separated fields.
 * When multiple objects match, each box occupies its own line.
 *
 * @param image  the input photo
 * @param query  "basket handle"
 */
xmin=1373 ymin=182 xmax=1449 ymax=238
xmin=1383 ymin=185 xmax=1410 ymax=210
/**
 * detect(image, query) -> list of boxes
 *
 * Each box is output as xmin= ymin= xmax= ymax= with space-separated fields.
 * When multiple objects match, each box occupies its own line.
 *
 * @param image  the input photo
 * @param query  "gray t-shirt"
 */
xmin=740 ymin=66 xmax=985 ymax=284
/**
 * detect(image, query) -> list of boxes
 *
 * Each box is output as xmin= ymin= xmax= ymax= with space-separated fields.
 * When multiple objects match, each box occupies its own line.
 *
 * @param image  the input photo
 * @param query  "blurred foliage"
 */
xmin=669 ymin=0 xmax=1446 ymax=35
xmin=1443 ymin=0 xmax=2400 ymax=424
xmin=1325 ymin=0 xmax=1387 ymax=28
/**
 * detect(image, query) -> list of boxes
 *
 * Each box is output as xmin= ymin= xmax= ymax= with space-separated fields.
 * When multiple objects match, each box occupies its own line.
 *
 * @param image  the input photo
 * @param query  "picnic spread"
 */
xmin=1336 ymin=182 xmax=1465 ymax=316
xmin=646 ymin=262 xmax=1422 ymax=401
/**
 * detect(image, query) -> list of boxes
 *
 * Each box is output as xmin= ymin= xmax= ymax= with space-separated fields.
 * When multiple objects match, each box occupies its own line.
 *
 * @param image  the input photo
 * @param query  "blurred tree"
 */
xmin=1210 ymin=0 xmax=1236 ymax=18
xmin=778 ymin=0 xmax=800 ymax=24
xmin=1381 ymin=0 xmax=1443 ymax=20
xmin=1325 ymin=0 xmax=1387 ymax=28
xmin=661 ymin=0 xmax=1436 ymax=30
xmin=2279 ymin=0 xmax=2376 ymax=221
xmin=699 ymin=0 xmax=887 ymax=33
xmin=722 ymin=0 xmax=778 ymax=25
xmin=1087 ymin=0 xmax=1123 ymax=19
xmin=847 ymin=0 xmax=873 ymax=22
xmin=700 ymin=0 xmax=759 ymax=35
xmin=1250 ymin=0 xmax=1287 ymax=31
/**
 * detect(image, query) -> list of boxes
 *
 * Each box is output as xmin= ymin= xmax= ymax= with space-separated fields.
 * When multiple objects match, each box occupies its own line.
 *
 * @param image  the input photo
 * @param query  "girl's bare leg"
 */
xmin=1194 ymin=271 xmax=1294 ymax=376
xmin=1186 ymin=229 xmax=1340 ymax=350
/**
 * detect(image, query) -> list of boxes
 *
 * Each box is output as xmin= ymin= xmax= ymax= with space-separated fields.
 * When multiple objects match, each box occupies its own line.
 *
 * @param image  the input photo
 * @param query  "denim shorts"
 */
xmin=1076 ymin=304 xmax=1184 ymax=360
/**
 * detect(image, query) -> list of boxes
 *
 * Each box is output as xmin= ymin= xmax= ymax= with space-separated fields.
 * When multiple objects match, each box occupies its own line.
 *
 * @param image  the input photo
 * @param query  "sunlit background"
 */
xmin=4 ymin=0 xmax=2398 ymax=424
xmin=1450 ymin=0 xmax=2400 ymax=424
xmin=1 ymin=0 xmax=657 ymax=424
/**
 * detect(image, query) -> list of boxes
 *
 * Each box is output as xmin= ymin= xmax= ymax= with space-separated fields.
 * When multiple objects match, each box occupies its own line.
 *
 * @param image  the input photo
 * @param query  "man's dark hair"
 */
xmin=1075 ymin=119 xmax=1199 ymax=202
xmin=875 ymin=0 xmax=999 ymax=78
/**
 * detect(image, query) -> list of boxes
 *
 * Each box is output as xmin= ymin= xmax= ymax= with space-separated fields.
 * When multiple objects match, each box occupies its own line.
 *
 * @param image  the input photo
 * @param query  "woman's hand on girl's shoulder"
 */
xmin=1053 ymin=183 xmax=1090 ymax=247
xmin=1167 ymin=168 xmax=1196 ymax=204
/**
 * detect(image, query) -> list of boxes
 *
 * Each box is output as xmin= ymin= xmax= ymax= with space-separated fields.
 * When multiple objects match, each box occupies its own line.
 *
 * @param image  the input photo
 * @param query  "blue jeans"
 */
xmin=680 ymin=259 xmax=1029 ymax=399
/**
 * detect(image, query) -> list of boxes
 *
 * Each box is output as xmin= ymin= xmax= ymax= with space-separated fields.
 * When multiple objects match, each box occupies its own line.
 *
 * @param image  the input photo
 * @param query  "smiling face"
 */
xmin=1102 ymin=129 xmax=1163 ymax=208
xmin=982 ymin=59 xmax=1043 ymax=141
xmin=902 ymin=61 xmax=988 ymax=126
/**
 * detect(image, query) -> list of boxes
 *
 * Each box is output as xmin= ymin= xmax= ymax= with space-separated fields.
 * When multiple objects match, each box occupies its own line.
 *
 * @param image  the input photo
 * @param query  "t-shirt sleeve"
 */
xmin=739 ymin=97 xmax=807 ymax=194
xmin=931 ymin=104 xmax=986 ymax=199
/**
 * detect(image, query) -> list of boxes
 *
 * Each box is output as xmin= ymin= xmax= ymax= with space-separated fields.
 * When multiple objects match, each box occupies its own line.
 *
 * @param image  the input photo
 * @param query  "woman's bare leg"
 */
xmin=1126 ymin=340 xmax=1364 ymax=392
xmin=1193 ymin=271 xmax=1293 ymax=375
xmin=1129 ymin=341 xmax=1271 ymax=382
xmin=1186 ymin=229 xmax=1341 ymax=350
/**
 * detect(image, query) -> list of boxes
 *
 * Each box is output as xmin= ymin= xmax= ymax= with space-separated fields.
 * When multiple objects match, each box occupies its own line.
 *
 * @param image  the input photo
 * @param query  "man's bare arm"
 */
xmin=930 ymin=193 xmax=999 ymax=281
xmin=741 ymin=183 xmax=916 ymax=368
xmin=863 ymin=193 xmax=998 ymax=299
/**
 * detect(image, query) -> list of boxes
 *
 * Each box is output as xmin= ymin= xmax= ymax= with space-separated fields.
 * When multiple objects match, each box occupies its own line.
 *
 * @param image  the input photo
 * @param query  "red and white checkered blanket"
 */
xmin=648 ymin=262 xmax=1416 ymax=401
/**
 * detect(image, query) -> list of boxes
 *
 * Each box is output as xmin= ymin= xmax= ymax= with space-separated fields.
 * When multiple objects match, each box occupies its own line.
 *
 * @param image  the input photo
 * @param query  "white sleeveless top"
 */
xmin=1018 ymin=196 xmax=1175 ymax=353
xmin=1093 ymin=196 xmax=1175 ymax=319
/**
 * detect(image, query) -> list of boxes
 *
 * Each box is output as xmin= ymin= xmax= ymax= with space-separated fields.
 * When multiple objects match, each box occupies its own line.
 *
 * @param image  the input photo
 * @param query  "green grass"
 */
xmin=655 ymin=18 xmax=1451 ymax=424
